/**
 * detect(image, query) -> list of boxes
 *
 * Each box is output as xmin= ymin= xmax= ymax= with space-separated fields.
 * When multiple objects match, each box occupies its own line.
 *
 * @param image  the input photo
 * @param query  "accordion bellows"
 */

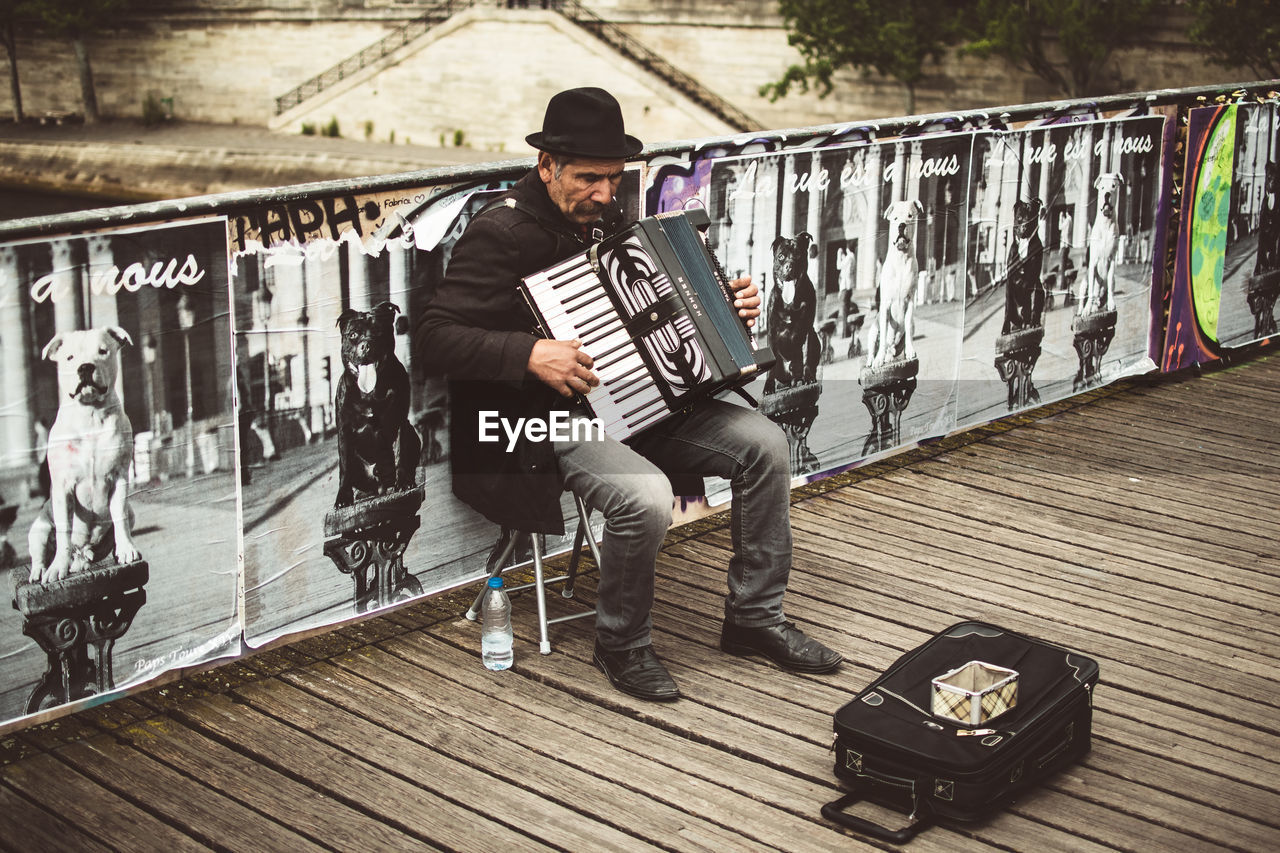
xmin=521 ymin=209 xmax=773 ymax=441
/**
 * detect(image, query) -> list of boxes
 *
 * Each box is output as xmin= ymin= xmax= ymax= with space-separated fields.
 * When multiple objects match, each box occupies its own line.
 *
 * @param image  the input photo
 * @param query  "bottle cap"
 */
xmin=487 ymin=576 xmax=504 ymax=589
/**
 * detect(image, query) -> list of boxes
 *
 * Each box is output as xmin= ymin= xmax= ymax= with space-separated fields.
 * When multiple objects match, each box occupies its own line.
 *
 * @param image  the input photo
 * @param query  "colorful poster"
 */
xmin=1164 ymin=103 xmax=1271 ymax=370
xmin=0 ymin=218 xmax=239 ymax=727
xmin=958 ymin=116 xmax=1167 ymax=427
xmin=1218 ymin=102 xmax=1280 ymax=348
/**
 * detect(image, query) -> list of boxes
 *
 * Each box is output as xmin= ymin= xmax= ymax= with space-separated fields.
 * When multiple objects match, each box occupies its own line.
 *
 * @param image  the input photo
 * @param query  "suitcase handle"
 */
xmin=821 ymin=791 xmax=932 ymax=844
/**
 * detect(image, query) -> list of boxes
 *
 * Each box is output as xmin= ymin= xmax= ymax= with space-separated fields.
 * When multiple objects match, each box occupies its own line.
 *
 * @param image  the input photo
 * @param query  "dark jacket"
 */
xmin=414 ymin=169 xmax=626 ymax=534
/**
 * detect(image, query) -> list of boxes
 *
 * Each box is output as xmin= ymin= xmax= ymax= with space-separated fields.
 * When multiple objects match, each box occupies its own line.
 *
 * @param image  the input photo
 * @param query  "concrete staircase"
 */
xmin=272 ymin=1 xmax=758 ymax=133
xmin=273 ymin=0 xmax=480 ymax=116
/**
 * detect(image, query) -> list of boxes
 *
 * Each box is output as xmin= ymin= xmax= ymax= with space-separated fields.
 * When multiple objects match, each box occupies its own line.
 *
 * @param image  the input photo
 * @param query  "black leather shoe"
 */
xmin=593 ymin=642 xmax=681 ymax=701
xmin=720 ymin=620 xmax=843 ymax=673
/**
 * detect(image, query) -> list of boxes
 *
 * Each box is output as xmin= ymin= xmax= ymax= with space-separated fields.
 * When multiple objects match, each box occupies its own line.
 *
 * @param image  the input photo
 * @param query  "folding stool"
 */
xmin=465 ymin=493 xmax=602 ymax=655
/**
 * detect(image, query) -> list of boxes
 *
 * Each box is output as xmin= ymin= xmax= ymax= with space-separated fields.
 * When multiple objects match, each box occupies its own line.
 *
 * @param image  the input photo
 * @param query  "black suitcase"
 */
xmin=823 ymin=621 xmax=1099 ymax=843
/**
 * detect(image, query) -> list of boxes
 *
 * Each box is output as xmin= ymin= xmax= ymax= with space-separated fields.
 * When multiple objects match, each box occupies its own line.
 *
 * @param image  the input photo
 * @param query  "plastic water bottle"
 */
xmin=480 ymin=576 xmax=514 ymax=671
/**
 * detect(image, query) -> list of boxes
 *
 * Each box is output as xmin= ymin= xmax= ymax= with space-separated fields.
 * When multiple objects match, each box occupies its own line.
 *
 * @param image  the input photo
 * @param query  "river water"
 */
xmin=0 ymin=187 xmax=129 ymax=224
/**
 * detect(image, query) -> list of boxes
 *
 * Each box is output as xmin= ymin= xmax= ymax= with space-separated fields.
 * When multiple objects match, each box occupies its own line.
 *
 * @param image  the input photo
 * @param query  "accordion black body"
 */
xmin=521 ymin=209 xmax=773 ymax=441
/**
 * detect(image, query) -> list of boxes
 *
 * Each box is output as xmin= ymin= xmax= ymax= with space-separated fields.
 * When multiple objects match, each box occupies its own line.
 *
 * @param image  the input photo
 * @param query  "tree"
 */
xmin=0 ymin=0 xmax=40 ymax=123
xmin=37 ymin=0 xmax=133 ymax=124
xmin=1186 ymin=0 xmax=1279 ymax=80
xmin=762 ymin=0 xmax=978 ymax=115
xmin=961 ymin=0 xmax=1163 ymax=99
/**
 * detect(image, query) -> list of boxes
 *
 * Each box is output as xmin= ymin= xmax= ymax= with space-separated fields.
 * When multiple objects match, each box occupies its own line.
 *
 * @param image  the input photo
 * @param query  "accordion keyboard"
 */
xmin=524 ymin=254 xmax=670 ymax=440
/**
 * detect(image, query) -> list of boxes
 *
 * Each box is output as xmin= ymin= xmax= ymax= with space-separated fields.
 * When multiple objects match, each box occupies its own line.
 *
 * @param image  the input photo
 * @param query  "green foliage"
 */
xmin=452 ymin=129 xmax=466 ymax=147
xmin=300 ymin=122 xmax=316 ymax=136
xmin=763 ymin=0 xmax=978 ymax=113
xmin=363 ymin=119 xmax=374 ymax=140
xmin=322 ymin=116 xmax=340 ymax=138
xmin=33 ymin=0 xmax=132 ymax=36
xmin=1187 ymin=0 xmax=1279 ymax=79
xmin=767 ymin=0 xmax=1173 ymax=109
xmin=961 ymin=0 xmax=1162 ymax=98
xmin=140 ymin=91 xmax=165 ymax=126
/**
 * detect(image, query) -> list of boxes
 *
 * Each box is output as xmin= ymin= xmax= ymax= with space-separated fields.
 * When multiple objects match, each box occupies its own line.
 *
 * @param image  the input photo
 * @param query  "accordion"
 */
xmin=521 ymin=209 xmax=773 ymax=441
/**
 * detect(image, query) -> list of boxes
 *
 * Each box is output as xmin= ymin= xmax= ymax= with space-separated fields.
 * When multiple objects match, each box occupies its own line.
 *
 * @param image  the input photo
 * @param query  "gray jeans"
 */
xmin=552 ymin=398 xmax=793 ymax=651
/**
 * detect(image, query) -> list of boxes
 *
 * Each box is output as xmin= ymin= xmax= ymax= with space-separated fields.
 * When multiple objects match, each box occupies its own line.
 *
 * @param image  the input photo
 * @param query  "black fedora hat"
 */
xmin=526 ymin=87 xmax=643 ymax=159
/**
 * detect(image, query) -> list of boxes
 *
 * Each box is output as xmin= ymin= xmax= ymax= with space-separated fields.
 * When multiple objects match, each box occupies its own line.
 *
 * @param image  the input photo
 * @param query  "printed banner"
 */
xmin=650 ymin=134 xmax=973 ymax=485
xmin=958 ymin=115 xmax=1168 ymax=428
xmin=238 ymin=171 xmax=646 ymax=647
xmin=0 ymin=218 xmax=239 ymax=727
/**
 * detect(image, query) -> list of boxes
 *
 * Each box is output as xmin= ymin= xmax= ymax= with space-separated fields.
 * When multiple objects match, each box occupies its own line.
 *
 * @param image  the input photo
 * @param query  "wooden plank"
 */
xmin=410 ymin=617 xmax=1124 ymax=853
xmin=293 ymin=652 xmax=844 ymax=853
xmin=804 ymin=488 xmax=1280 ymax=637
xmin=985 ymin=422 xmax=1269 ymax=498
xmin=669 ymin=534 xmax=1280 ymax=788
xmin=839 ymin=471 xmax=1276 ymax=593
xmin=172 ymin=691 xmax=553 ymax=853
xmin=116 ymin=716 xmax=436 ymax=851
xmin=0 ymin=753 xmax=210 ymax=853
xmin=859 ymin=464 xmax=1279 ymax=639
xmin=241 ymin=669 xmax=753 ymax=853
xmin=0 ymin=783 xmax=112 ymax=853
xmin=55 ymin=735 xmax=329 ymax=853
xmin=927 ymin=443 xmax=1278 ymax=545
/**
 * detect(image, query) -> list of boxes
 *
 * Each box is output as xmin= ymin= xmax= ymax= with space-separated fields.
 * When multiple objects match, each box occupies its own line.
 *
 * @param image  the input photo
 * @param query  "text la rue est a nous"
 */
xmin=28 ymin=254 xmax=206 ymax=304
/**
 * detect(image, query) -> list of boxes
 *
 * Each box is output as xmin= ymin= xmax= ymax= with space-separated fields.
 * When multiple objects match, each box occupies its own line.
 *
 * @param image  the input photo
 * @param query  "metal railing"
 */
xmin=273 ymin=0 xmax=479 ymax=116
xmin=554 ymin=0 xmax=759 ymax=133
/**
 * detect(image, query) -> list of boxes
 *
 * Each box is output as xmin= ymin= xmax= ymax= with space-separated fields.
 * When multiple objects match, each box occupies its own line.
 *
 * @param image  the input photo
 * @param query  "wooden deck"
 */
xmin=2 ymin=351 xmax=1277 ymax=852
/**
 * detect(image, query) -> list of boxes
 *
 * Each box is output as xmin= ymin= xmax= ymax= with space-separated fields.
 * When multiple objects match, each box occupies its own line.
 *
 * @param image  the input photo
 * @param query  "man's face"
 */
xmin=539 ymin=153 xmax=625 ymax=225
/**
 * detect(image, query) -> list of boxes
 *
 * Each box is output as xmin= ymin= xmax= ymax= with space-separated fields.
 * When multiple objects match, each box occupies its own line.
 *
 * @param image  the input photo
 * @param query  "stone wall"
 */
xmin=0 ymin=1 xmax=1259 ymax=153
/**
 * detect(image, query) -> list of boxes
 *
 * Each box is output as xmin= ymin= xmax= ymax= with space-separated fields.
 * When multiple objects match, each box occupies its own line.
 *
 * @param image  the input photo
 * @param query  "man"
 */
xmin=415 ymin=87 xmax=841 ymax=701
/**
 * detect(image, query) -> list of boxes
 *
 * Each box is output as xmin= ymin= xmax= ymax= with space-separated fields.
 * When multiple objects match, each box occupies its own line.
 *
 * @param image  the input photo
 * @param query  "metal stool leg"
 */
xmin=570 ymin=494 xmax=605 ymax=588
xmin=530 ymin=533 xmax=552 ymax=655
xmin=466 ymin=498 xmax=599 ymax=655
xmin=465 ymin=528 xmax=519 ymax=621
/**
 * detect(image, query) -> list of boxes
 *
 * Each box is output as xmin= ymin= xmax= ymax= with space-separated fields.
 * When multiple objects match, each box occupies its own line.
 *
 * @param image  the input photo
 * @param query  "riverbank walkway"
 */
xmin=0 ymin=116 xmax=503 ymax=204
xmin=1 ymin=350 xmax=1277 ymax=851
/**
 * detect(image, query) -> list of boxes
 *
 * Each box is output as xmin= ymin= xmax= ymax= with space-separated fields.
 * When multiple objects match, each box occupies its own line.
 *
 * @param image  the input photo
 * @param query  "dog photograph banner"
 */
xmin=957 ymin=115 xmax=1169 ymax=429
xmin=0 ymin=217 xmax=239 ymax=727
xmin=648 ymin=134 xmax=973 ymax=485
xmin=238 ymin=170 xmax=644 ymax=647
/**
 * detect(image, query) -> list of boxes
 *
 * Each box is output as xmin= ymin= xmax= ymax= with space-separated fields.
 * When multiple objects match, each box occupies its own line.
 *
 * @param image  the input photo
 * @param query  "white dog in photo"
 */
xmin=1081 ymin=172 xmax=1125 ymax=313
xmin=867 ymin=199 xmax=924 ymax=366
xmin=28 ymin=327 xmax=141 ymax=584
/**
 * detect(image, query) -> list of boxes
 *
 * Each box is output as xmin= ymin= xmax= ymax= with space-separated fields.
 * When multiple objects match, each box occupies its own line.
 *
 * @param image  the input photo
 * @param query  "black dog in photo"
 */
xmin=765 ymin=232 xmax=821 ymax=393
xmin=1256 ymin=159 xmax=1280 ymax=275
xmin=335 ymin=302 xmax=421 ymax=507
xmin=1003 ymin=198 xmax=1046 ymax=335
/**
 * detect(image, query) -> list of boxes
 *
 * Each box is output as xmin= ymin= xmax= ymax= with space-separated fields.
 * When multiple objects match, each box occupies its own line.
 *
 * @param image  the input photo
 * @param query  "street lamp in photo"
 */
xmin=253 ymin=281 xmax=274 ymax=414
xmin=142 ymin=334 xmax=157 ymax=434
xmin=177 ymin=293 xmax=196 ymax=479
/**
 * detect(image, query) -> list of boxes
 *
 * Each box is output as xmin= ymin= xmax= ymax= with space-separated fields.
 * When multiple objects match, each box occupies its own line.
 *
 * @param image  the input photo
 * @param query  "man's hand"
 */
xmin=730 ymin=275 xmax=760 ymax=328
xmin=528 ymin=338 xmax=600 ymax=397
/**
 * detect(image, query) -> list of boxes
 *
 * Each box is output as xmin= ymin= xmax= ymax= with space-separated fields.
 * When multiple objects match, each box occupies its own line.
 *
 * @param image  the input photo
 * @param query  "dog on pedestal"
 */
xmin=867 ymin=199 xmax=923 ymax=367
xmin=1081 ymin=172 xmax=1125 ymax=313
xmin=28 ymin=328 xmax=140 ymax=584
xmin=334 ymin=302 xmax=421 ymax=508
xmin=764 ymin=232 xmax=821 ymax=394
xmin=1003 ymin=197 xmax=1046 ymax=334
xmin=1255 ymin=160 xmax=1280 ymax=275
